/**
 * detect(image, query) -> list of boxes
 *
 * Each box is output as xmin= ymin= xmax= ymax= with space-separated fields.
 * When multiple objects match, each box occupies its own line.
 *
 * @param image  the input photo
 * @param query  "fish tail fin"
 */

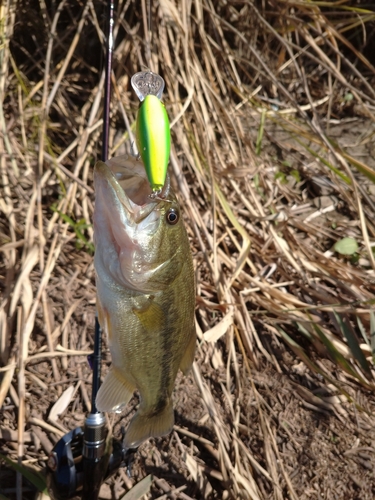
xmin=124 ymin=400 xmax=174 ymax=449
xmin=96 ymin=368 xmax=135 ymax=412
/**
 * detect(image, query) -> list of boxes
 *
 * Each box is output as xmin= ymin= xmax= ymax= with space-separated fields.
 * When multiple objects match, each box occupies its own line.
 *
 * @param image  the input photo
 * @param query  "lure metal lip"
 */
xmin=131 ymin=71 xmax=165 ymax=101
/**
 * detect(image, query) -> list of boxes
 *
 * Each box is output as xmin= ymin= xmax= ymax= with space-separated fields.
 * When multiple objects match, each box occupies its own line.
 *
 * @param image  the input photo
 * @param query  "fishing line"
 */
xmin=141 ymin=0 xmax=152 ymax=70
xmin=147 ymin=0 xmax=152 ymax=66
xmin=102 ymin=0 xmax=114 ymax=163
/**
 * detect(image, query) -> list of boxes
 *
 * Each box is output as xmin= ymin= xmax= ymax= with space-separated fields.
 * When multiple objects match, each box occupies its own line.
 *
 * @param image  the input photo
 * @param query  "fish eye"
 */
xmin=166 ymin=208 xmax=179 ymax=225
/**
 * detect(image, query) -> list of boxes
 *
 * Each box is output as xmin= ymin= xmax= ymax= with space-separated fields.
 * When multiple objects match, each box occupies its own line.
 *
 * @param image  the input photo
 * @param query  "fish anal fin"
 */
xmin=179 ymin=329 xmax=196 ymax=375
xmin=124 ymin=400 xmax=174 ymax=449
xmin=96 ymin=368 xmax=135 ymax=412
xmin=132 ymin=298 xmax=165 ymax=332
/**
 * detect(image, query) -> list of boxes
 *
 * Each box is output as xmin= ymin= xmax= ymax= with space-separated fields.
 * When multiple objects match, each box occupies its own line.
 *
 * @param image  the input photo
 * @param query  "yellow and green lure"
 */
xmin=136 ymin=95 xmax=170 ymax=192
xmin=131 ymin=71 xmax=171 ymax=192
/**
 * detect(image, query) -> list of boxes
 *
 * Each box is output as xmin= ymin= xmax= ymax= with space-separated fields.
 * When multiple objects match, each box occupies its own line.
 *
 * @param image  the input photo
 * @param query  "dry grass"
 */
xmin=1 ymin=1 xmax=375 ymax=499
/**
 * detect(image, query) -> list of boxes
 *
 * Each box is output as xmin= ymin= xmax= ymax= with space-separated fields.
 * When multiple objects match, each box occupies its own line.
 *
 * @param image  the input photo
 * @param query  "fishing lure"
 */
xmin=131 ymin=71 xmax=171 ymax=192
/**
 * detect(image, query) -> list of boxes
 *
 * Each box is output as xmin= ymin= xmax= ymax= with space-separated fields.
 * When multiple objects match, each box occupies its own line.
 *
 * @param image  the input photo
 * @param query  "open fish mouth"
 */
xmin=94 ymin=154 xmax=171 ymax=225
xmin=93 ymin=155 xmax=175 ymax=292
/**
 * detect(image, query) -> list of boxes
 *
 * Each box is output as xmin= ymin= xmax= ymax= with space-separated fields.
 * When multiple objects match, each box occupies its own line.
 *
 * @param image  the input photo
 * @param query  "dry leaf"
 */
xmin=48 ymin=386 xmax=75 ymax=422
xmin=203 ymin=310 xmax=234 ymax=343
xmin=120 ymin=474 xmax=153 ymax=500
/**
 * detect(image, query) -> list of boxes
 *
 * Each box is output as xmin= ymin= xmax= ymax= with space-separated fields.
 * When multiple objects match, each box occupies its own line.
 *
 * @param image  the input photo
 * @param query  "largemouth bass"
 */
xmin=93 ymin=155 xmax=196 ymax=449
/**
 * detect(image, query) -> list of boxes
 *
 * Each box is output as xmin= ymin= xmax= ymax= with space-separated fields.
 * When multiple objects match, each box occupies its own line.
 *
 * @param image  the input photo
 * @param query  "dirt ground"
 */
xmin=2 ymin=324 xmax=375 ymax=500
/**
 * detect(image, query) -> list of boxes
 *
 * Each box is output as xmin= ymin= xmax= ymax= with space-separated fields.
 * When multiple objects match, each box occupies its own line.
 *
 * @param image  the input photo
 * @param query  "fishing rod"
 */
xmin=80 ymin=0 xmax=117 ymax=494
xmin=45 ymin=1 xmax=170 ymax=497
xmin=46 ymin=2 xmax=129 ymax=498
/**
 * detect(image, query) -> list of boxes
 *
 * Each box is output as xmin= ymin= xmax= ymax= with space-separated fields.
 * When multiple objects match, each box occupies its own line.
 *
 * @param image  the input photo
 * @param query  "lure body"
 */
xmin=136 ymin=95 xmax=170 ymax=192
xmin=93 ymin=155 xmax=195 ymax=449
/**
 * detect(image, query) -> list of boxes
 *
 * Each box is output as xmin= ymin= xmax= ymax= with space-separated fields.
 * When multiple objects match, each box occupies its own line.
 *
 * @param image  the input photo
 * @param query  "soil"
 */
xmin=2 ymin=359 xmax=375 ymax=500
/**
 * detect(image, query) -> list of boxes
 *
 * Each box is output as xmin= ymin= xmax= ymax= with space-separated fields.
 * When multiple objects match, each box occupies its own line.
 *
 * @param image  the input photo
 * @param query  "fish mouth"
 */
xmin=95 ymin=154 xmax=170 ymax=224
xmin=93 ymin=155 xmax=172 ymax=291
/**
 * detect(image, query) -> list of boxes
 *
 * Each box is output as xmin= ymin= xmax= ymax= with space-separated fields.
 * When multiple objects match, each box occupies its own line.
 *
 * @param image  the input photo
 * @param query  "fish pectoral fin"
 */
xmin=96 ymin=368 xmax=135 ymax=412
xmin=179 ymin=328 xmax=196 ymax=375
xmin=123 ymin=400 xmax=174 ymax=449
xmin=132 ymin=298 xmax=165 ymax=332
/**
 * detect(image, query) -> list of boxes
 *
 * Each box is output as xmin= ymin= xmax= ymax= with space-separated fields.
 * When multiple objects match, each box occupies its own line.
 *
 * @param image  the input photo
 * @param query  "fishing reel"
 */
xmin=46 ymin=412 xmax=134 ymax=500
xmin=46 ymin=341 xmax=134 ymax=500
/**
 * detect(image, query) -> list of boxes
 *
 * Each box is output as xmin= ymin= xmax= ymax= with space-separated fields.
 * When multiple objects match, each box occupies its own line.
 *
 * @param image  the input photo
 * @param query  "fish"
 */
xmin=93 ymin=155 xmax=196 ymax=449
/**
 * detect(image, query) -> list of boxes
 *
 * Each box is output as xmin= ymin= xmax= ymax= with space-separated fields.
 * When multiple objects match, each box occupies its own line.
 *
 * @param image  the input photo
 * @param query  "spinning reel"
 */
xmin=46 ymin=411 xmax=134 ymax=500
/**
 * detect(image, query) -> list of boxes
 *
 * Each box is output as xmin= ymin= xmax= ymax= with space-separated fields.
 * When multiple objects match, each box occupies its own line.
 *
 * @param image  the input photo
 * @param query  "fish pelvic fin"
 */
xmin=179 ymin=328 xmax=196 ymax=375
xmin=96 ymin=368 xmax=135 ymax=412
xmin=124 ymin=399 xmax=174 ymax=449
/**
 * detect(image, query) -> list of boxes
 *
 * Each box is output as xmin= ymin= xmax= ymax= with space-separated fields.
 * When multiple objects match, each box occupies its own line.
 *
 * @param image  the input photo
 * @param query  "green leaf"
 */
xmin=120 ymin=474 xmax=153 ymax=500
xmin=275 ymin=171 xmax=287 ymax=184
xmin=326 ymin=137 xmax=375 ymax=185
xmin=333 ymin=312 xmax=370 ymax=375
xmin=290 ymin=169 xmax=301 ymax=183
xmin=253 ymin=173 xmax=259 ymax=188
xmin=255 ymin=109 xmax=266 ymax=155
xmin=334 ymin=237 xmax=358 ymax=255
xmin=311 ymin=323 xmax=370 ymax=387
xmin=344 ymin=154 xmax=375 ymax=184
xmin=50 ymin=207 xmax=94 ymax=254
xmin=0 ymin=494 xmax=12 ymax=500
xmin=357 ymin=316 xmax=370 ymax=349
xmin=0 ymin=454 xmax=48 ymax=493
xmin=296 ymin=322 xmax=313 ymax=341
xmin=296 ymin=139 xmax=351 ymax=184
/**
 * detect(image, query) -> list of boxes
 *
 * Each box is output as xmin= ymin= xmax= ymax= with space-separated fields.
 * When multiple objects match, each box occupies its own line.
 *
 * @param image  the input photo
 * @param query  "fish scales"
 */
xmin=93 ymin=155 xmax=195 ymax=449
